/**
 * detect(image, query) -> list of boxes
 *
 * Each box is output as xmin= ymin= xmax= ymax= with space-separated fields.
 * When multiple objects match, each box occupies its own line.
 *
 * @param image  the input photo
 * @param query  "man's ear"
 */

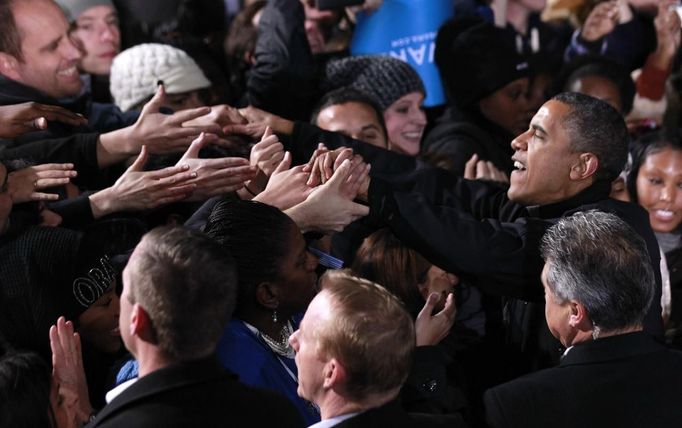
xmin=255 ymin=282 xmax=279 ymax=310
xmin=131 ymin=304 xmax=156 ymax=343
xmin=324 ymin=358 xmax=346 ymax=391
xmin=568 ymin=300 xmax=591 ymax=331
xmin=569 ymin=153 xmax=599 ymax=181
xmin=0 ymin=52 xmax=21 ymax=80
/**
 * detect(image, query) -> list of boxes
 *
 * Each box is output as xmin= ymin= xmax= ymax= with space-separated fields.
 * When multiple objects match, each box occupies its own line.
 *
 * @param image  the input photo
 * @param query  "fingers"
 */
xmin=128 ymin=145 xmax=149 ymax=172
xmin=38 ymin=106 xmax=88 ymax=127
xmin=171 ymin=105 xmax=213 ymax=125
xmin=418 ymin=292 xmax=440 ymax=319
xmin=222 ymin=123 xmax=251 ymax=135
xmin=274 ymin=151 xmax=292 ymax=174
xmin=182 ymin=132 xmax=210 ymax=161
xmin=349 ymin=201 xmax=370 ymax=217
xmin=476 ymin=159 xmax=491 ymax=179
xmin=261 ymin=125 xmax=273 ymax=141
xmin=141 ymin=84 xmax=167 ymax=114
xmin=325 ymin=158 xmax=352 ymax=188
xmin=464 ymin=153 xmax=478 ymax=180
xmin=438 ymin=293 xmax=457 ymax=320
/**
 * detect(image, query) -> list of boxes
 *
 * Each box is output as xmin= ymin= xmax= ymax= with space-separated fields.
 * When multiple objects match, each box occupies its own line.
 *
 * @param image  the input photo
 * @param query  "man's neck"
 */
xmin=506 ymin=1 xmax=531 ymax=35
xmin=570 ymin=325 xmax=644 ymax=347
xmin=135 ymin=346 xmax=175 ymax=378
xmin=318 ymin=390 xmax=397 ymax=420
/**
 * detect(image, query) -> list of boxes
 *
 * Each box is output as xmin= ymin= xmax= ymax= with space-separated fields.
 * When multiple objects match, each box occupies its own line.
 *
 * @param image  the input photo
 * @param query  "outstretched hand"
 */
xmin=178 ymin=133 xmax=258 ymax=201
xmin=89 ymin=145 xmax=197 ymax=217
xmin=8 ymin=163 xmax=77 ymax=203
xmin=0 ymin=102 xmax=87 ymax=138
xmin=581 ymin=0 xmax=620 ymax=42
xmin=50 ymin=316 xmax=92 ymax=425
xmin=415 ymin=292 xmax=456 ymax=346
xmin=286 ymin=158 xmax=370 ymax=233
xmin=254 ymin=151 xmax=315 ymax=210
xmin=464 ymin=153 xmax=509 ymax=184
xmin=128 ymin=85 xmax=222 ymax=154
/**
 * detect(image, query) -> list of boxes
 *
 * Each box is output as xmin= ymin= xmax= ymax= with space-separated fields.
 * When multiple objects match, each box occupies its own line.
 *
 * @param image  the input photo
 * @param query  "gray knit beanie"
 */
xmin=55 ymin=0 xmax=114 ymax=22
xmin=322 ymin=55 xmax=426 ymax=112
xmin=110 ymin=43 xmax=212 ymax=112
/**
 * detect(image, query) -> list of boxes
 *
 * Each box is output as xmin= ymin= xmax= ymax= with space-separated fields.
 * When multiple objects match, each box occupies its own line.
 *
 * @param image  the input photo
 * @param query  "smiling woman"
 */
xmin=627 ymin=131 xmax=682 ymax=348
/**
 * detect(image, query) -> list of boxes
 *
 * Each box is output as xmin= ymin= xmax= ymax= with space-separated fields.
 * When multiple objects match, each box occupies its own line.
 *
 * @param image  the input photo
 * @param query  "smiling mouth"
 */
xmin=654 ymin=209 xmax=675 ymax=220
xmin=57 ymin=66 xmax=78 ymax=78
xmin=513 ymin=160 xmax=526 ymax=171
xmin=401 ymin=131 xmax=423 ymax=141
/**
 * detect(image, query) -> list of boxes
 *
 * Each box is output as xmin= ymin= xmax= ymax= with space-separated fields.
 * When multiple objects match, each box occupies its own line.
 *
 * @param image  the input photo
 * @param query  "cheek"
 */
xmin=635 ymin=179 xmax=657 ymax=207
xmin=383 ymin=113 xmax=402 ymax=137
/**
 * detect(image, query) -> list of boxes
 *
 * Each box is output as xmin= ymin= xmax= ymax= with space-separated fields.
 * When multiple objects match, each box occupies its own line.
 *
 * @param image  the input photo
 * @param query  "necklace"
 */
xmin=261 ymin=321 xmax=295 ymax=358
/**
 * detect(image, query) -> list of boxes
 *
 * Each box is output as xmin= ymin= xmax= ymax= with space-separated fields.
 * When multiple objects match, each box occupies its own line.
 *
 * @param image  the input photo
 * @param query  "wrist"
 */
xmin=284 ymin=201 xmax=313 ymax=233
xmin=100 ymin=126 xmax=138 ymax=157
xmin=273 ymin=117 xmax=294 ymax=136
xmin=89 ymin=187 xmax=116 ymax=218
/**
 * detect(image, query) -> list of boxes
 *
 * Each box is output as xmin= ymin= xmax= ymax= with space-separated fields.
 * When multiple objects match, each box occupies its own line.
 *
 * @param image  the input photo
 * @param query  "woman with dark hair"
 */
xmin=202 ymin=198 xmax=320 ymax=425
xmin=627 ymin=130 xmax=682 ymax=347
xmin=0 ymin=351 xmax=55 ymax=428
xmin=350 ymin=228 xmax=477 ymax=417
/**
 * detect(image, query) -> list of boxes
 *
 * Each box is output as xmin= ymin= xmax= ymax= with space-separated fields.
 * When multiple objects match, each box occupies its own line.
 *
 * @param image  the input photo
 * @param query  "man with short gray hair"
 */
xmin=484 ymin=211 xmax=682 ymax=428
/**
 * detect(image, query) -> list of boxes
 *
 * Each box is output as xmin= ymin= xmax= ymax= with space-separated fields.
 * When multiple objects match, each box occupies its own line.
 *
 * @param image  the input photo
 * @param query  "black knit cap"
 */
xmin=322 ymin=55 xmax=426 ymax=111
xmin=0 ymin=219 xmax=145 ymax=357
xmin=436 ymin=17 xmax=530 ymax=109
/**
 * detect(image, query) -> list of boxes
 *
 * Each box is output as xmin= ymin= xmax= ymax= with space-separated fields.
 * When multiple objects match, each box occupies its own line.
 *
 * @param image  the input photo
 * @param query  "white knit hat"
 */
xmin=110 ymin=43 xmax=212 ymax=112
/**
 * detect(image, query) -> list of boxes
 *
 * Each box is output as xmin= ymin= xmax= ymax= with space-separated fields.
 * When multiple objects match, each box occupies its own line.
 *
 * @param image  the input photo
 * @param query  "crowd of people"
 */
xmin=0 ymin=0 xmax=681 ymax=426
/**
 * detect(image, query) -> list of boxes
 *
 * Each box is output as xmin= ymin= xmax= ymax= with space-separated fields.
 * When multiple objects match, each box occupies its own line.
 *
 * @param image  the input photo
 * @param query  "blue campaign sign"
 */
xmin=350 ymin=0 xmax=454 ymax=107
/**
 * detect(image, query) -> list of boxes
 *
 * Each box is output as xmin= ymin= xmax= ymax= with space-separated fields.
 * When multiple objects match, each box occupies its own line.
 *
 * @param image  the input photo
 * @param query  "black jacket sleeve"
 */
xmin=368 ymin=168 xmax=546 ymax=300
xmin=247 ymin=0 xmax=318 ymax=121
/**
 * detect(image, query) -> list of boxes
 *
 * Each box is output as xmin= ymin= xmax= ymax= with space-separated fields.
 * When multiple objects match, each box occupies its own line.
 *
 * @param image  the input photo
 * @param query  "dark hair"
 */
xmin=540 ymin=210 xmax=654 ymax=331
xmin=0 ymin=351 xmax=52 ymax=428
xmin=351 ymin=228 xmax=428 ymax=309
xmin=626 ymin=129 xmax=682 ymax=203
xmin=560 ymin=55 xmax=635 ymax=115
xmin=127 ymin=226 xmax=237 ymax=361
xmin=224 ymin=0 xmax=267 ymax=102
xmin=0 ymin=0 xmax=22 ymax=60
xmin=202 ymin=198 xmax=296 ymax=309
xmin=310 ymin=87 xmax=388 ymax=140
xmin=552 ymin=92 xmax=629 ymax=182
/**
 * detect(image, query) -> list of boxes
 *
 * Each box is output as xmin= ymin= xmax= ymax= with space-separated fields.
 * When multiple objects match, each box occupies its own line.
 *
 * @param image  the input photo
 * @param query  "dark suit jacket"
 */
xmin=86 ymin=357 xmax=303 ymax=428
xmin=484 ymin=332 xmax=682 ymax=428
xmin=333 ymin=400 xmax=467 ymax=428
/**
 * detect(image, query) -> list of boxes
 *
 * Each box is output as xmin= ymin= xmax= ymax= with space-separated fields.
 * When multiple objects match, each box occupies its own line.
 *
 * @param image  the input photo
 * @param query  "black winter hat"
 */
xmin=436 ymin=18 xmax=529 ymax=109
xmin=0 ymin=219 xmax=145 ymax=357
xmin=322 ymin=55 xmax=426 ymax=111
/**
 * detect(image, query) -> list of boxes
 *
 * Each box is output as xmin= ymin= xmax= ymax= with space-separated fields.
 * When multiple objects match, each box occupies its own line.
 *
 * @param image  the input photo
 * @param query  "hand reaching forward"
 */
xmin=50 ymin=316 xmax=92 ymax=425
xmin=178 ymin=133 xmax=258 ymax=201
xmin=286 ymin=159 xmax=370 ymax=233
xmin=254 ymin=151 xmax=315 ymax=210
xmin=89 ymin=145 xmax=197 ymax=217
xmin=464 ymin=153 xmax=509 ymax=184
xmin=127 ymin=85 xmax=222 ymax=154
xmin=415 ymin=292 xmax=456 ymax=346
xmin=250 ymin=126 xmax=285 ymax=177
xmin=8 ymin=163 xmax=77 ymax=203
xmin=581 ymin=1 xmax=619 ymax=42
xmin=0 ymin=102 xmax=87 ymax=138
